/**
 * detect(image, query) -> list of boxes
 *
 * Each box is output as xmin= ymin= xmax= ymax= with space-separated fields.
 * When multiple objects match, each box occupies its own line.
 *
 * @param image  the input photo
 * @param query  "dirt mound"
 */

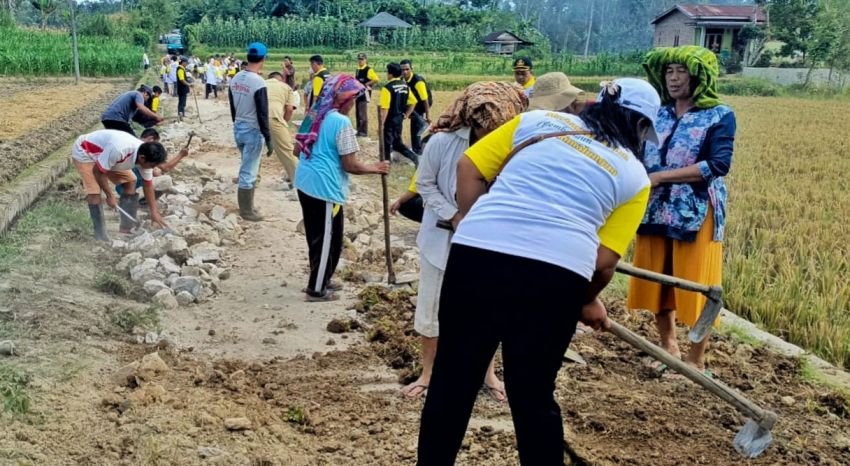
xmin=355 ymin=285 xmax=421 ymax=384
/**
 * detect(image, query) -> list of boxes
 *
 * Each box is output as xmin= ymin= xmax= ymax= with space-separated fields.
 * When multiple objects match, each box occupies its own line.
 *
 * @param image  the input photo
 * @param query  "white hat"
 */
xmin=598 ymin=78 xmax=662 ymax=144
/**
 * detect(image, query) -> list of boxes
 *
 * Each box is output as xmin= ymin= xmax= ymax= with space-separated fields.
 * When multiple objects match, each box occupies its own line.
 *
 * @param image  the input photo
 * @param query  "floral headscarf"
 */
xmin=430 ymin=81 xmax=528 ymax=134
xmin=295 ymin=74 xmax=365 ymax=158
xmin=643 ymin=46 xmax=723 ymax=109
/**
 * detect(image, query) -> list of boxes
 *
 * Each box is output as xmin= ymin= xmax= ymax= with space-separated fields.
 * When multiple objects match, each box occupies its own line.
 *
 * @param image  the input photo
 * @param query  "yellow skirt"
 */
xmin=626 ymin=208 xmax=723 ymax=327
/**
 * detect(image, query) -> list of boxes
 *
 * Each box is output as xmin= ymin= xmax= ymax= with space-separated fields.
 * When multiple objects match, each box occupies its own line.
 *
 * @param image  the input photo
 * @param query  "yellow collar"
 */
xmin=523 ymin=76 xmax=536 ymax=89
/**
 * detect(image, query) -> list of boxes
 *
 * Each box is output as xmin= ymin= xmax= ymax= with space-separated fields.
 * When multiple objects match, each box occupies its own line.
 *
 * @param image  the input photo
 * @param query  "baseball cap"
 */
xmin=357 ymin=53 xmax=367 ymax=59
xmin=246 ymin=42 xmax=268 ymax=58
xmin=512 ymin=57 xmax=532 ymax=71
xmin=528 ymin=72 xmax=585 ymax=111
xmin=138 ymin=85 xmax=153 ymax=95
xmin=600 ymin=78 xmax=662 ymax=144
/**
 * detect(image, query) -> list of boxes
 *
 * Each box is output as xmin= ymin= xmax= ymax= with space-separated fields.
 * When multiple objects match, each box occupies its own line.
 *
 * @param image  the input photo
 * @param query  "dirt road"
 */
xmin=0 ymin=88 xmax=848 ymax=465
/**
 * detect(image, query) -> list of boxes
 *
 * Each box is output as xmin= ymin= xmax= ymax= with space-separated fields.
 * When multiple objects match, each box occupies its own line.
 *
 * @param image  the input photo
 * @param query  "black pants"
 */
xmin=298 ymin=190 xmax=344 ymax=297
xmin=410 ymin=111 xmax=427 ymax=154
xmin=355 ymin=96 xmax=369 ymax=135
xmin=383 ymin=116 xmax=418 ymax=166
xmin=205 ymin=83 xmax=218 ymax=99
xmin=177 ymin=92 xmax=188 ymax=116
xmin=102 ymin=120 xmax=135 ymax=136
xmin=418 ymin=244 xmax=588 ymax=466
xmin=163 ymin=82 xmax=170 ymax=95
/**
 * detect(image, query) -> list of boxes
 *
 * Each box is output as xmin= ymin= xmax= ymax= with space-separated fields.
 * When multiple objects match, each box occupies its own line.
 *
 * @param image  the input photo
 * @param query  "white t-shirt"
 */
xmin=453 ymin=111 xmax=650 ymax=280
xmin=72 ymin=130 xmax=153 ymax=182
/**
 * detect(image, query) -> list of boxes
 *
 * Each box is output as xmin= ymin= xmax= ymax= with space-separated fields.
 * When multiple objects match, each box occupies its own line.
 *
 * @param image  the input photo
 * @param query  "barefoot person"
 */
xmin=72 ymin=129 xmax=176 ymax=241
xmin=294 ymin=75 xmax=390 ymax=302
xmin=417 ymin=79 xmax=661 ymax=465
xmin=628 ymin=46 xmax=736 ymax=377
xmin=401 ymin=82 xmax=528 ymax=401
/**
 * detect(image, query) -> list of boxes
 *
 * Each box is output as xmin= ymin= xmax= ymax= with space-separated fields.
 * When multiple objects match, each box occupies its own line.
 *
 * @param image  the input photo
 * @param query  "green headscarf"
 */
xmin=643 ymin=46 xmax=723 ymax=109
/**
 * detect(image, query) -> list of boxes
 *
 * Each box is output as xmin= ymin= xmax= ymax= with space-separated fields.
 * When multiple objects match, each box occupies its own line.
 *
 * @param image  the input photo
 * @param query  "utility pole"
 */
xmin=69 ymin=0 xmax=80 ymax=84
xmin=583 ymin=1 xmax=595 ymax=58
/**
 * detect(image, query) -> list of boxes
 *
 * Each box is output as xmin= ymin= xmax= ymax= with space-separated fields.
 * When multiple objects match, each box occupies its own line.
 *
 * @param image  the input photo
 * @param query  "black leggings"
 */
xmin=177 ymin=92 xmax=188 ymax=115
xmin=101 ymin=120 xmax=135 ymax=136
xmin=297 ymin=190 xmax=344 ymax=296
xmin=205 ymin=83 xmax=218 ymax=99
xmin=418 ymin=244 xmax=589 ymax=466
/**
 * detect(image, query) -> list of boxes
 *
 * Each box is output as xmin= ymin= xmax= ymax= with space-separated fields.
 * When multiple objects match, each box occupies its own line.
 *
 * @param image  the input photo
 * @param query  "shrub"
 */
xmin=718 ymin=77 xmax=783 ymax=97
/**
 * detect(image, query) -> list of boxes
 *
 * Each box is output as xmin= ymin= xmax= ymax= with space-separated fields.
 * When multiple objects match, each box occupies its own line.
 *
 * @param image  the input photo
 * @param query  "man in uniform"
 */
xmin=379 ymin=63 xmax=418 ymax=166
xmin=176 ymin=57 xmax=192 ymax=120
xmin=229 ymin=42 xmax=271 ymax=221
xmin=354 ymin=53 xmax=379 ymax=137
xmin=307 ymin=55 xmax=330 ymax=109
xmin=266 ymin=71 xmax=298 ymax=188
xmin=513 ymin=56 xmax=536 ymax=96
xmin=400 ymin=59 xmax=431 ymax=155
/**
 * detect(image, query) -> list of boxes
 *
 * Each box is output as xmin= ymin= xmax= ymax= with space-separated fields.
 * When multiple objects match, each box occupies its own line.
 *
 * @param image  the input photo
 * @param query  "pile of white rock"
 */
xmin=110 ymin=161 xmax=240 ymax=309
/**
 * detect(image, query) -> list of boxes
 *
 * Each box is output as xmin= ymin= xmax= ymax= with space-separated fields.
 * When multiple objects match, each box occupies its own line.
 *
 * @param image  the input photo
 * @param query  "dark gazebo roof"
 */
xmin=359 ymin=12 xmax=413 ymax=29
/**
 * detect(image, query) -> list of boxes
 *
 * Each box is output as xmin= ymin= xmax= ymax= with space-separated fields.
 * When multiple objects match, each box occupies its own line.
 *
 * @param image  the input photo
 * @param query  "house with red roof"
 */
xmin=652 ymin=4 xmax=766 ymax=57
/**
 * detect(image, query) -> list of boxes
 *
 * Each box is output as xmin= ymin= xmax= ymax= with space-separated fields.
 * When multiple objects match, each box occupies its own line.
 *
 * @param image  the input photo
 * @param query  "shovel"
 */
xmin=615 ymin=262 xmax=723 ymax=343
xmin=607 ymin=319 xmax=777 ymax=457
xmin=376 ymin=106 xmax=396 ymax=285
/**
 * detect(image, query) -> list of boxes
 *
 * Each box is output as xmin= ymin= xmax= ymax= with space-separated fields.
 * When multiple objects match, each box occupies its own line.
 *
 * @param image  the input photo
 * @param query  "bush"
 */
xmin=718 ymin=77 xmax=783 ymax=97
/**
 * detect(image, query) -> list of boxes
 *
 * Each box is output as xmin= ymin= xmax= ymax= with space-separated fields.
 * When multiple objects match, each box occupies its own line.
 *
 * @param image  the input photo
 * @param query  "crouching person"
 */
xmin=71 ymin=129 xmax=172 ymax=241
xmin=294 ymin=75 xmax=390 ymax=301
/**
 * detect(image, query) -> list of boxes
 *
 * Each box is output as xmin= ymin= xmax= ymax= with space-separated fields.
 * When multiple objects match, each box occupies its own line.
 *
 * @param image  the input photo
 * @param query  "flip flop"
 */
xmin=304 ymin=291 xmax=339 ymax=302
xmin=573 ymin=322 xmax=594 ymax=339
xmin=484 ymin=384 xmax=507 ymax=403
xmin=401 ymin=383 xmax=429 ymax=399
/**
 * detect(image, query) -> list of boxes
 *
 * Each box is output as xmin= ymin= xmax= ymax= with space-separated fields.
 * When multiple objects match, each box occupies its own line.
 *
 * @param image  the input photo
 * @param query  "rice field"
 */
xmin=723 ymin=95 xmax=850 ymax=368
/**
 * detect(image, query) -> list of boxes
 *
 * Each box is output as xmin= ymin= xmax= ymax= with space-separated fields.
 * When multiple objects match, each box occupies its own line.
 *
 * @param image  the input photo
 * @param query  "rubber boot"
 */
xmin=118 ymin=194 xmax=139 ymax=232
xmin=88 ymin=204 xmax=109 ymax=242
xmin=238 ymin=188 xmax=264 ymax=221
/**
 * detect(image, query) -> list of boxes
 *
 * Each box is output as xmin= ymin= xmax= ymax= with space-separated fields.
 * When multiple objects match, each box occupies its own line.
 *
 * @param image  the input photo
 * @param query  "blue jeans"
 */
xmin=234 ymin=121 xmax=264 ymax=189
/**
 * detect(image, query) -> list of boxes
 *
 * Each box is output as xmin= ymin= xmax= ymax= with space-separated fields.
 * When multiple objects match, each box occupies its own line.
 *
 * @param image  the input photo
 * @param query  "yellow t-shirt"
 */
xmin=151 ymin=96 xmax=160 ymax=113
xmin=379 ymin=79 xmax=417 ymax=110
xmin=523 ymin=75 xmax=536 ymax=90
xmin=358 ymin=65 xmax=379 ymax=83
xmin=408 ymin=171 xmax=418 ymax=193
xmin=456 ymin=110 xmax=650 ymax=277
xmin=405 ymin=76 xmax=429 ymax=104
xmin=312 ymin=67 xmax=328 ymax=100
xmin=177 ymin=67 xmax=186 ymax=82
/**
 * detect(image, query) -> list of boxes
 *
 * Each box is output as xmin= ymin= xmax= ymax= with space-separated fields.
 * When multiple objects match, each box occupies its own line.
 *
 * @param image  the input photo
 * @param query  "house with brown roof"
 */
xmin=652 ymin=4 xmax=766 ymax=58
xmin=481 ymin=31 xmax=533 ymax=55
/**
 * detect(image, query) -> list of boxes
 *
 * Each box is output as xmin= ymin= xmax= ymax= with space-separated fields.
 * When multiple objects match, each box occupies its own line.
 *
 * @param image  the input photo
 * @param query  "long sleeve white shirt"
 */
xmin=415 ymin=128 xmax=471 ymax=270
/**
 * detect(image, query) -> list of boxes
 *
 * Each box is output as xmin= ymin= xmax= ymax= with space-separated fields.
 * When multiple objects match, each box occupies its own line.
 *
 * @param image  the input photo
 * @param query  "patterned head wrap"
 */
xmin=643 ymin=45 xmax=723 ymax=109
xmin=295 ymin=74 xmax=365 ymax=158
xmin=430 ymin=81 xmax=528 ymax=134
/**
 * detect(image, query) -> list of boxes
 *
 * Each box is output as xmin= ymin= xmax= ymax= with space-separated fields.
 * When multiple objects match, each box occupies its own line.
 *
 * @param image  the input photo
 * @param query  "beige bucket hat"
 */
xmin=528 ymin=72 xmax=585 ymax=111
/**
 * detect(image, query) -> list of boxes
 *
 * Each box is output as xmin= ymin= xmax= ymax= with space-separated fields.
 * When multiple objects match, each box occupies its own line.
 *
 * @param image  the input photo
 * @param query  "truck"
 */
xmin=163 ymin=30 xmax=184 ymax=56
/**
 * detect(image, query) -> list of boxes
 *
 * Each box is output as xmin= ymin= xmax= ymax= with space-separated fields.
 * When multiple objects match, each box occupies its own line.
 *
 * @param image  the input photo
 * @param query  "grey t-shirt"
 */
xmin=101 ymin=91 xmax=143 ymax=122
xmin=229 ymin=71 xmax=267 ymax=128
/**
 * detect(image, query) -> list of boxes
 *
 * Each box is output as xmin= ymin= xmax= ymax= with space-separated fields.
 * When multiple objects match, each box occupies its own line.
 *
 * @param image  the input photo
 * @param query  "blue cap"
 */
xmin=246 ymin=42 xmax=267 ymax=58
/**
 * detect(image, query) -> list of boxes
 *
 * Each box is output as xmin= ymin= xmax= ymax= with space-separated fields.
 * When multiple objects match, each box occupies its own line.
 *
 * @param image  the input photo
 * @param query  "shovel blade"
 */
xmin=689 ymin=296 xmax=723 ymax=343
xmin=733 ymin=419 xmax=773 ymax=458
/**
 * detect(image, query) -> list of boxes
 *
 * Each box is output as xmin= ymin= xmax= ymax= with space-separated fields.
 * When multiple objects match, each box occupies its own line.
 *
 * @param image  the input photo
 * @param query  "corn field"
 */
xmin=187 ymin=16 xmax=484 ymax=51
xmin=0 ymin=26 xmax=142 ymax=76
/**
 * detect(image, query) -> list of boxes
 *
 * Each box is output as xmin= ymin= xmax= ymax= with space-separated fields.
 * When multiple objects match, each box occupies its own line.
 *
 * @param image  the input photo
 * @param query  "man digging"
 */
xmin=72 ymin=129 xmax=179 ymax=241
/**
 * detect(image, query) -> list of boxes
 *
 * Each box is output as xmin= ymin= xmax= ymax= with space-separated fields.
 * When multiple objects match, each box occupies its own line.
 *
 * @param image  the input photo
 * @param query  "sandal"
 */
xmin=573 ymin=322 xmax=594 ymax=339
xmin=305 ymin=291 xmax=340 ymax=302
xmin=483 ymin=383 xmax=507 ymax=402
xmin=401 ymin=383 xmax=429 ymax=399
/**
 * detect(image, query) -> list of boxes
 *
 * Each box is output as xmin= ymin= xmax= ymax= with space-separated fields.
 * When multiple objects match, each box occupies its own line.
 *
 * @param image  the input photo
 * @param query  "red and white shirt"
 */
xmin=71 ymin=130 xmax=153 ymax=183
